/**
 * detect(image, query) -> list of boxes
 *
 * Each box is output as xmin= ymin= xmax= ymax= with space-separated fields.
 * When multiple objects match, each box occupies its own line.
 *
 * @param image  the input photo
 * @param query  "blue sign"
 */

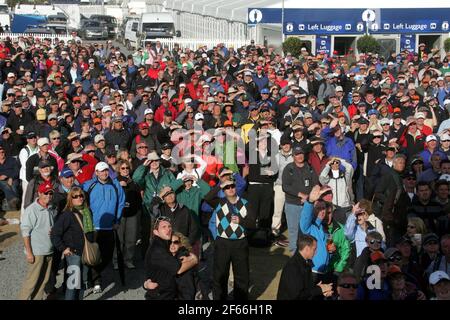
xmin=315 ymin=36 xmax=331 ymax=55
xmin=248 ymin=8 xmax=450 ymax=35
xmin=400 ymin=34 xmax=416 ymax=52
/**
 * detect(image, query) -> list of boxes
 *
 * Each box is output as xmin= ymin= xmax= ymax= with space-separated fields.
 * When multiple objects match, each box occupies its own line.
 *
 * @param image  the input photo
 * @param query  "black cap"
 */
xmin=393 ymin=112 xmax=402 ymax=119
xmin=164 ymin=110 xmax=173 ymax=117
xmin=358 ymin=117 xmax=369 ymax=125
xmin=423 ymin=233 xmax=439 ymax=246
xmin=26 ymin=131 xmax=37 ymax=139
xmin=403 ymin=170 xmax=416 ymax=179
xmin=292 ymin=146 xmax=305 ymax=155
xmin=398 ymin=236 xmax=413 ymax=245
xmin=105 ymin=147 xmax=116 ymax=156
xmin=161 ymin=142 xmax=173 ymax=150
xmin=38 ymin=159 xmax=51 ymax=168
xmin=81 ymin=104 xmax=90 ymax=110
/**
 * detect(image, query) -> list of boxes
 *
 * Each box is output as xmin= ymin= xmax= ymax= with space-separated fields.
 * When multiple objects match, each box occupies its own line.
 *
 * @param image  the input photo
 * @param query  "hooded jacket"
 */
xmin=319 ymin=159 xmax=354 ymax=208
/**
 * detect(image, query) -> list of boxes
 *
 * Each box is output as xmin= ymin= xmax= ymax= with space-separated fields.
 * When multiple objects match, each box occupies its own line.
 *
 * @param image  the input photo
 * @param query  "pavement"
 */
xmin=0 ymin=208 xmax=290 ymax=300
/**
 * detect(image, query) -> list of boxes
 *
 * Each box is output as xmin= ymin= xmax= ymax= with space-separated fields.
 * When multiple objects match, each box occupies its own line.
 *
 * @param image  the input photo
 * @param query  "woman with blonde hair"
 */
xmin=169 ymin=232 xmax=198 ymax=300
xmin=405 ymin=217 xmax=428 ymax=248
xmin=50 ymin=187 xmax=95 ymax=300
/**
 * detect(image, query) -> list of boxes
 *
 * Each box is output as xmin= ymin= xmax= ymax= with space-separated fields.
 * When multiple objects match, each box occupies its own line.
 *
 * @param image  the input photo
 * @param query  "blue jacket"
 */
xmin=344 ymin=214 xmax=376 ymax=257
xmin=82 ymin=177 xmax=125 ymax=230
xmin=418 ymin=149 xmax=447 ymax=170
xmin=321 ymin=126 xmax=357 ymax=169
xmin=200 ymin=173 xmax=247 ymax=213
xmin=252 ymin=75 xmax=269 ymax=92
xmin=299 ymin=201 xmax=330 ymax=273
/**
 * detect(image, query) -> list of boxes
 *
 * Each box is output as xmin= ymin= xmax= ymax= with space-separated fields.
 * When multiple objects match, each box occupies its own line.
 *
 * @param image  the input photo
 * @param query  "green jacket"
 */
xmin=328 ymin=222 xmax=351 ymax=273
xmin=132 ymin=165 xmax=175 ymax=214
xmin=170 ymin=178 xmax=211 ymax=217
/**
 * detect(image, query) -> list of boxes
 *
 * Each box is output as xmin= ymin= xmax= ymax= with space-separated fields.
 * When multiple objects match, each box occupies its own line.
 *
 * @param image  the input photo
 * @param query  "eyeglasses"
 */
xmin=339 ymin=283 xmax=358 ymax=289
xmin=92 ymin=98 xmax=98 ymax=101
xmin=369 ymin=239 xmax=382 ymax=244
xmin=120 ymin=167 xmax=130 ymax=170
xmin=44 ymin=191 xmax=54 ymax=196
xmin=223 ymin=184 xmax=236 ymax=190
xmin=170 ymin=240 xmax=180 ymax=245
xmin=72 ymin=194 xmax=84 ymax=199
xmin=406 ymin=177 xmax=416 ymax=181
xmin=52 ymin=137 xmax=61 ymax=140
xmin=138 ymin=146 xmax=148 ymax=149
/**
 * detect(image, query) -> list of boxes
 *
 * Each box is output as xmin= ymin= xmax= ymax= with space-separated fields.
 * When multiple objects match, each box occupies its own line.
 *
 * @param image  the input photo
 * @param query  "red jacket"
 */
xmin=154 ymin=104 xmax=178 ymax=123
xmin=186 ymin=83 xmax=202 ymax=100
xmin=418 ymin=124 xmax=433 ymax=137
xmin=75 ymin=154 xmax=98 ymax=184
xmin=308 ymin=152 xmax=329 ymax=176
xmin=201 ymin=154 xmax=223 ymax=186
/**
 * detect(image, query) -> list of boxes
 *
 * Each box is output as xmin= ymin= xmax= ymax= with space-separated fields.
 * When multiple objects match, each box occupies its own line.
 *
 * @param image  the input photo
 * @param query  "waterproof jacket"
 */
xmin=321 ymin=126 xmax=357 ymax=169
xmin=132 ymin=165 xmax=175 ymax=216
xmin=170 ymin=178 xmax=210 ymax=217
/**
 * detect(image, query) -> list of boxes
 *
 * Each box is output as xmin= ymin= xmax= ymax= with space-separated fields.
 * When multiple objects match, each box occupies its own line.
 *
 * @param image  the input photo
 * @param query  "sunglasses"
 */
xmin=223 ymin=184 xmax=236 ymax=190
xmin=426 ymin=241 xmax=438 ymax=245
xmin=52 ymin=137 xmax=61 ymax=140
xmin=44 ymin=191 xmax=54 ymax=196
xmin=369 ymin=239 xmax=382 ymax=244
xmin=339 ymin=283 xmax=358 ymax=289
xmin=407 ymin=225 xmax=416 ymax=229
xmin=389 ymin=255 xmax=402 ymax=262
xmin=406 ymin=177 xmax=416 ymax=181
xmin=138 ymin=146 xmax=148 ymax=149
xmin=170 ymin=240 xmax=180 ymax=245
xmin=331 ymin=161 xmax=340 ymax=165
xmin=92 ymin=98 xmax=98 ymax=101
xmin=72 ymin=194 xmax=84 ymax=199
xmin=120 ymin=167 xmax=130 ymax=170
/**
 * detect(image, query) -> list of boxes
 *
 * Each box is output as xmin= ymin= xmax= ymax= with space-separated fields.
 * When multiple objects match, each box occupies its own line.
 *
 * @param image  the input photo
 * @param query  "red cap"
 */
xmin=138 ymin=122 xmax=149 ymax=130
xmin=224 ymin=120 xmax=233 ymax=127
xmin=256 ymin=66 xmax=263 ymax=70
xmin=161 ymin=93 xmax=168 ymax=99
xmin=73 ymin=96 xmax=81 ymax=101
xmin=93 ymin=118 xmax=102 ymax=125
xmin=370 ymin=251 xmax=387 ymax=263
xmin=38 ymin=181 xmax=53 ymax=193
xmin=191 ymin=75 xmax=199 ymax=80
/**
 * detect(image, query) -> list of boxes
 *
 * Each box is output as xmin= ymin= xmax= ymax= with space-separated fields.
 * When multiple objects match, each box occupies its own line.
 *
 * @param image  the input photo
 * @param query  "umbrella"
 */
xmin=114 ymin=229 xmax=126 ymax=286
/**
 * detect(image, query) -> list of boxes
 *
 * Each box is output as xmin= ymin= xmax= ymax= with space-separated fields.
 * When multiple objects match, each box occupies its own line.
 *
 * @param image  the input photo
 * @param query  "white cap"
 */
xmin=202 ymin=53 xmax=207 ymax=58
xmin=441 ymin=133 xmax=450 ymax=141
xmin=144 ymin=108 xmax=154 ymax=115
xmin=415 ymin=112 xmax=426 ymax=119
xmin=380 ymin=118 xmax=390 ymax=125
xmin=184 ymin=98 xmax=192 ymax=105
xmin=182 ymin=63 xmax=188 ymax=67
xmin=88 ymin=58 xmax=95 ymax=63
xmin=426 ymin=135 xmax=437 ymax=143
xmin=102 ymin=106 xmax=112 ymax=113
xmin=387 ymin=62 xmax=394 ymax=66
xmin=61 ymin=51 xmax=68 ymax=55
xmin=7 ymin=72 xmax=15 ymax=78
xmin=429 ymin=271 xmax=450 ymax=285
xmin=437 ymin=77 xmax=444 ymax=81
xmin=94 ymin=134 xmax=105 ymax=144
xmin=179 ymin=83 xmax=186 ymax=87
xmin=440 ymin=174 xmax=450 ymax=182
xmin=95 ymin=161 xmax=109 ymax=172
xmin=335 ymin=86 xmax=343 ymax=92
xmin=194 ymin=113 xmax=204 ymax=121
xmin=37 ymin=137 xmax=50 ymax=147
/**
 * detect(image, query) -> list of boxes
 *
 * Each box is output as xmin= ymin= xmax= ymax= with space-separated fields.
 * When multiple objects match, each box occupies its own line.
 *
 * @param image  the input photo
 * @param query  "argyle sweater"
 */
xmin=209 ymin=197 xmax=249 ymax=240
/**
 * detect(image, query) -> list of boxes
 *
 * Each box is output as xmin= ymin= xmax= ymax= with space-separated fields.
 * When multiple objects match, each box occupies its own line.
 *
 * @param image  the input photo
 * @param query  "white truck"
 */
xmin=0 ymin=3 xmax=11 ymax=31
xmin=123 ymin=12 xmax=181 ymax=50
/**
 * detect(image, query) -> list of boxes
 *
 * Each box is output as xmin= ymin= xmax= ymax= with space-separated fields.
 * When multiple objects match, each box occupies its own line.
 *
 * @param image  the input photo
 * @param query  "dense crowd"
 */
xmin=0 ymin=33 xmax=449 ymax=300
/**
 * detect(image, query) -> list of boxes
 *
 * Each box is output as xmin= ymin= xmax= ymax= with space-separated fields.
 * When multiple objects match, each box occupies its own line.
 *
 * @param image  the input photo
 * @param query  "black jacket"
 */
xmin=282 ymin=162 xmax=319 ymax=206
xmin=117 ymin=175 xmax=141 ymax=217
xmin=150 ymin=197 xmax=200 ymax=245
xmin=144 ymin=236 xmax=181 ymax=300
xmin=50 ymin=210 xmax=85 ymax=255
xmin=277 ymin=251 xmax=323 ymax=300
xmin=105 ymin=128 xmax=132 ymax=150
xmin=25 ymin=153 xmax=58 ymax=182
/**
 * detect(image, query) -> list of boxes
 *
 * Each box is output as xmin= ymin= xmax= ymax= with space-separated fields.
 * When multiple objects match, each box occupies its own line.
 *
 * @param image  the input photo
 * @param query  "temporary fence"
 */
xmin=152 ymin=38 xmax=250 ymax=50
xmin=0 ymin=33 xmax=73 ymax=43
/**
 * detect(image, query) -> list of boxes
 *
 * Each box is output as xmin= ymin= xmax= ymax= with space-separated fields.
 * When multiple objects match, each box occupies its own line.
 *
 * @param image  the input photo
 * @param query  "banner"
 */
xmin=315 ymin=35 xmax=331 ymax=55
xmin=400 ymin=34 xmax=416 ymax=52
xmin=248 ymin=7 xmax=450 ymax=35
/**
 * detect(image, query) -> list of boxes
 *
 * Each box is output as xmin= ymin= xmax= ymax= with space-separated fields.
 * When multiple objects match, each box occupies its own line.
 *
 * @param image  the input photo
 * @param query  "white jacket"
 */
xmin=319 ymin=159 xmax=354 ymax=208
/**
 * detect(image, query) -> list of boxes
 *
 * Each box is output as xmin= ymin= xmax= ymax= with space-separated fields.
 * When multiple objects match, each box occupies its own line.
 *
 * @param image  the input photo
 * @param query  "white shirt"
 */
xmin=19 ymin=145 xmax=39 ymax=181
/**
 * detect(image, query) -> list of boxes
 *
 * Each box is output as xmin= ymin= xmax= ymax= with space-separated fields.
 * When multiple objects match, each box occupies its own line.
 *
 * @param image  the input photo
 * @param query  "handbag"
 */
xmin=73 ymin=212 xmax=102 ymax=267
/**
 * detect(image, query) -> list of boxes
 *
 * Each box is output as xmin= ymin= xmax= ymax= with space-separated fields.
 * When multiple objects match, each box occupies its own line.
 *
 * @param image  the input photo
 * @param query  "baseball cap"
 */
xmin=194 ymin=113 xmax=204 ymax=121
xmin=422 ymin=233 xmax=439 ymax=246
xmin=164 ymin=110 xmax=173 ymax=117
xmin=59 ymin=167 xmax=74 ymax=178
xmin=144 ymin=108 xmax=154 ymax=115
xmin=94 ymin=134 xmax=105 ymax=144
xmin=292 ymin=146 xmax=306 ymax=155
xmin=161 ymin=142 xmax=173 ymax=150
xmin=415 ymin=112 xmax=426 ymax=119
xmin=66 ymin=153 xmax=83 ymax=164
xmin=95 ymin=162 xmax=109 ymax=171
xmin=93 ymin=118 xmax=102 ymax=125
xmin=38 ymin=159 xmax=51 ymax=168
xmin=335 ymin=86 xmax=343 ymax=92
xmin=138 ymin=122 xmax=149 ymax=130
xmin=37 ymin=137 xmax=50 ymax=147
xmin=102 ymin=106 xmax=112 ymax=113
xmin=112 ymin=116 xmax=123 ymax=123
xmin=220 ymin=179 xmax=236 ymax=189
xmin=147 ymin=151 xmax=160 ymax=161
xmin=261 ymin=88 xmax=270 ymax=94
xmin=380 ymin=118 xmax=390 ymax=125
xmin=358 ymin=117 xmax=370 ymax=125
xmin=37 ymin=181 xmax=53 ymax=193
xmin=429 ymin=271 xmax=450 ymax=285
xmin=426 ymin=135 xmax=437 ymax=143
xmin=26 ymin=131 xmax=37 ymax=139
xmin=48 ymin=114 xmax=58 ymax=121
xmin=370 ymin=251 xmax=387 ymax=263
xmin=384 ymin=247 xmax=401 ymax=260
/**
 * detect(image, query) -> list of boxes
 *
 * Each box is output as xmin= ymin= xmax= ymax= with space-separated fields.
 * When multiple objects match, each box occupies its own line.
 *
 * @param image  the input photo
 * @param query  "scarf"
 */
xmin=75 ymin=205 xmax=95 ymax=234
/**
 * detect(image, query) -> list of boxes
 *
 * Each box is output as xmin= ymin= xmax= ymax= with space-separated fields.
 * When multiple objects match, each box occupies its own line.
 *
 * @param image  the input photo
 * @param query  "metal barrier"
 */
xmin=0 ymin=33 xmax=73 ymax=43
xmin=153 ymin=38 xmax=250 ymax=50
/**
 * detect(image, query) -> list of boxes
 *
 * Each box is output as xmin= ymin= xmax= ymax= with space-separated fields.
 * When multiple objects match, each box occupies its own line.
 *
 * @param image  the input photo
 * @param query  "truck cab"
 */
xmin=89 ymin=14 xmax=117 ymax=39
xmin=136 ymin=13 xmax=181 ymax=47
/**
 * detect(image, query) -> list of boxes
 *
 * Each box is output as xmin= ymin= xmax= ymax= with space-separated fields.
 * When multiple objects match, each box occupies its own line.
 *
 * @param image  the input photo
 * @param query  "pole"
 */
xmin=281 ymin=0 xmax=285 ymax=42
